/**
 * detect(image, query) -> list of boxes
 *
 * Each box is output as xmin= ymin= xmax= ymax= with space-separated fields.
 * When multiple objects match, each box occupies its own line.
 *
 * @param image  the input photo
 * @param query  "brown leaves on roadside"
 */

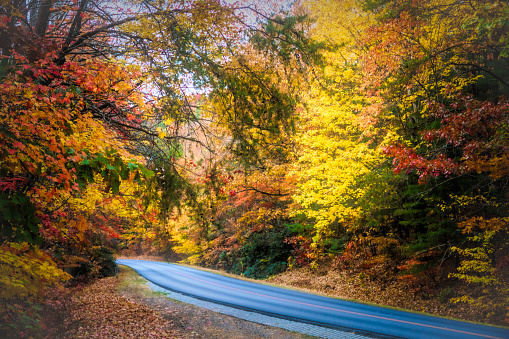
xmin=267 ymin=264 xmax=508 ymax=326
xmin=64 ymin=277 xmax=182 ymax=339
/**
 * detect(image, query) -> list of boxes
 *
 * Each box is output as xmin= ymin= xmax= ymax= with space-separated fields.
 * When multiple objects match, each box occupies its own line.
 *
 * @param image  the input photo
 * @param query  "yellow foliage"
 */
xmin=290 ymin=0 xmax=392 ymax=247
xmin=293 ymin=71 xmax=385 ymax=244
xmin=458 ymin=216 xmax=509 ymax=234
xmin=0 ymin=243 xmax=71 ymax=302
xmin=449 ymin=230 xmax=509 ymax=317
xmin=168 ymin=212 xmax=204 ymax=257
xmin=466 ymin=155 xmax=509 ymax=179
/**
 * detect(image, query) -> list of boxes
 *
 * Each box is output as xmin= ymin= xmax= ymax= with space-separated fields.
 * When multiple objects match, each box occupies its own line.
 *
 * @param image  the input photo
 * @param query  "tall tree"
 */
xmin=0 ymin=0 xmax=320 ymax=335
xmin=360 ymin=0 xmax=509 ymax=318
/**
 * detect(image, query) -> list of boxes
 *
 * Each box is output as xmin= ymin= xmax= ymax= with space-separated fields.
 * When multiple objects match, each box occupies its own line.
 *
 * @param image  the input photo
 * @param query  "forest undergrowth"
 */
xmin=268 ymin=262 xmax=508 ymax=327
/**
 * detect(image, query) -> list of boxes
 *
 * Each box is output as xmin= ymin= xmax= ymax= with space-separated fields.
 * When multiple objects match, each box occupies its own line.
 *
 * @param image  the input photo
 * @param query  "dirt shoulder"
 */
xmin=52 ymin=266 xmax=315 ymax=339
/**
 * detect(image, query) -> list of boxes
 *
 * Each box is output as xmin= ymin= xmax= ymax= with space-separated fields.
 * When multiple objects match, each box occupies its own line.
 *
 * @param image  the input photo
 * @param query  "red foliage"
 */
xmin=384 ymin=144 xmax=459 ymax=183
xmin=0 ymin=177 xmax=27 ymax=192
xmin=285 ymin=236 xmax=312 ymax=266
xmin=424 ymin=95 xmax=509 ymax=160
xmin=384 ymin=94 xmax=509 ymax=182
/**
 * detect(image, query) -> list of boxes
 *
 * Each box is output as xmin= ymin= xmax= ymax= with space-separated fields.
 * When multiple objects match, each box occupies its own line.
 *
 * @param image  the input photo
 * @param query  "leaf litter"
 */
xmin=47 ymin=266 xmax=314 ymax=339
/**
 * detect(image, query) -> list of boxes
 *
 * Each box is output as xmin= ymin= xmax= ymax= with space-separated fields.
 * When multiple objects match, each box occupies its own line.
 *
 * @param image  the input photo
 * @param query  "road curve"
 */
xmin=117 ymin=259 xmax=509 ymax=339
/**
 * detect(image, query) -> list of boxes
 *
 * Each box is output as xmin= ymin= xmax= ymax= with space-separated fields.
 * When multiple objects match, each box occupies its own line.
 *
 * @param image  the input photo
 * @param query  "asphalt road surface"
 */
xmin=117 ymin=259 xmax=509 ymax=339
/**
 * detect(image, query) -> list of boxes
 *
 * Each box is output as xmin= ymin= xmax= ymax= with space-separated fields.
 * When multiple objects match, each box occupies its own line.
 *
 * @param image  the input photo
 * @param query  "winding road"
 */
xmin=117 ymin=259 xmax=509 ymax=339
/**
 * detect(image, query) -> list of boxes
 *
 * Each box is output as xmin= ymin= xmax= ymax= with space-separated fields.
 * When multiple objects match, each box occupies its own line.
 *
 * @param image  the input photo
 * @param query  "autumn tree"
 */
xmin=357 ymin=0 xmax=509 ymax=317
xmin=0 ymin=0 xmax=324 ymax=335
xmin=0 ymin=1 xmax=160 ymax=334
xmin=162 ymin=7 xmax=322 ymax=276
xmin=272 ymin=1 xmax=509 ymax=323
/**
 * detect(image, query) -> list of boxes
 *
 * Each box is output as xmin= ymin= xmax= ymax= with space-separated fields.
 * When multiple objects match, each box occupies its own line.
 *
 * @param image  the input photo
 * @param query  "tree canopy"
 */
xmin=1 ymin=0 xmax=508 ymax=335
xmin=0 ymin=0 xmax=322 ymax=335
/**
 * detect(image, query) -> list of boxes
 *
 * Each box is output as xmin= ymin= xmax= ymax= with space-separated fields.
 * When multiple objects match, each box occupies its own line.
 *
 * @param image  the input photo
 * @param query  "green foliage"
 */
xmin=250 ymin=14 xmax=325 ymax=67
xmin=0 ymin=190 xmax=41 ymax=245
xmin=60 ymin=245 xmax=117 ymax=283
xmin=76 ymin=150 xmax=153 ymax=194
xmin=95 ymin=247 xmax=117 ymax=278
xmin=285 ymin=221 xmax=314 ymax=237
xmin=223 ymin=227 xmax=294 ymax=279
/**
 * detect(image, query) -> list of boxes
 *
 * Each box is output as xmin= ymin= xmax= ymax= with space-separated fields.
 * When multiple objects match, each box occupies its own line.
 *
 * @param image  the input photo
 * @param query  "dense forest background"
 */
xmin=0 ymin=0 xmax=508 ymax=336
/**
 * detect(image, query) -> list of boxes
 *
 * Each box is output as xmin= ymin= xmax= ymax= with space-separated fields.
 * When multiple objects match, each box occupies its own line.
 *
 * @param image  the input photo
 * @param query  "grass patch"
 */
xmin=116 ymin=265 xmax=170 ymax=299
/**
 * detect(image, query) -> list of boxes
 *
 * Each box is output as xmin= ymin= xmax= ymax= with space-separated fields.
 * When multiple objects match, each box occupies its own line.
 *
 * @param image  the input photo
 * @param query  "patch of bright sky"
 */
xmin=220 ymin=0 xmax=295 ymax=22
xmin=104 ymin=0 xmax=296 ymax=96
xmin=170 ymin=0 xmax=297 ymax=95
